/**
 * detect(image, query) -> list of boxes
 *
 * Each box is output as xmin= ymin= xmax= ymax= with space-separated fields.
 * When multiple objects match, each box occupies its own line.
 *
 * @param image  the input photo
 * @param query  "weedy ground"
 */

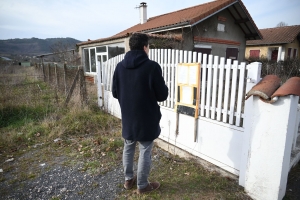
xmin=0 ymin=66 xmax=299 ymax=199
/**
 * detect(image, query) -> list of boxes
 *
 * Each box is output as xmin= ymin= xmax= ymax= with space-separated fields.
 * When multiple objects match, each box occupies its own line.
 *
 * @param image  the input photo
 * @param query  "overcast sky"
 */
xmin=0 ymin=0 xmax=299 ymax=41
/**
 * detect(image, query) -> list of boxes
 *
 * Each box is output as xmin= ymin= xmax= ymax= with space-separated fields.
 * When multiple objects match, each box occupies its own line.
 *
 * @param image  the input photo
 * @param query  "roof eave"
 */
xmin=236 ymin=0 xmax=262 ymax=40
xmin=143 ymin=21 xmax=191 ymax=34
xmin=77 ymin=34 xmax=129 ymax=46
xmin=246 ymin=42 xmax=289 ymax=46
xmin=190 ymin=1 xmax=238 ymax=27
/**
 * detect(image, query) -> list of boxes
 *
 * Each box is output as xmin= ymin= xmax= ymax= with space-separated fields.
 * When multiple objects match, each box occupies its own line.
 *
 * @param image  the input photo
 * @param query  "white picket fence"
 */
xmin=102 ymin=49 xmax=247 ymax=127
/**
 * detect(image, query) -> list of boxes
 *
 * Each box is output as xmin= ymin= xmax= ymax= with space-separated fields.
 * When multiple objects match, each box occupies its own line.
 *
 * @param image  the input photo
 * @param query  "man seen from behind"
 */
xmin=112 ymin=33 xmax=168 ymax=194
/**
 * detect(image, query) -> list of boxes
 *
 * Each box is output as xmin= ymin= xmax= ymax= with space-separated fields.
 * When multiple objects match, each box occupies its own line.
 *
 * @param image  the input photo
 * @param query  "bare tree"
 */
xmin=50 ymin=41 xmax=80 ymax=66
xmin=276 ymin=22 xmax=288 ymax=27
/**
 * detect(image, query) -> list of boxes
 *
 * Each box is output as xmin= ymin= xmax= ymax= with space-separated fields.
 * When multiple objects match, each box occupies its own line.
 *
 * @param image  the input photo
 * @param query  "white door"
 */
xmin=96 ymin=54 xmax=107 ymax=108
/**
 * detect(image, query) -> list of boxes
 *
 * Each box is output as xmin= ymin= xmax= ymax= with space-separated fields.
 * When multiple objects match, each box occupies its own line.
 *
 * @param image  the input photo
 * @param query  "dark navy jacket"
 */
xmin=112 ymin=50 xmax=168 ymax=141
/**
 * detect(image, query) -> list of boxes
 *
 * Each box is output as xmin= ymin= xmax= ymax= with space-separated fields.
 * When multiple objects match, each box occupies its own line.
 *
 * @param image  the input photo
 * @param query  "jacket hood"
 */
xmin=122 ymin=50 xmax=149 ymax=69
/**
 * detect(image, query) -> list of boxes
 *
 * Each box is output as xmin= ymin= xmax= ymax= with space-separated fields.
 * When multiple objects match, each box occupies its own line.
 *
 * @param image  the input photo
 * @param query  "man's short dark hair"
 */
xmin=129 ymin=33 xmax=149 ymax=50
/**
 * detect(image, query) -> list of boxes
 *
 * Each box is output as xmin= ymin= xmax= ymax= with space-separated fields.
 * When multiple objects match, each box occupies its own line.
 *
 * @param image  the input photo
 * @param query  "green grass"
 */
xmin=0 ymin=105 xmax=53 ymax=128
xmin=117 ymin=154 xmax=250 ymax=200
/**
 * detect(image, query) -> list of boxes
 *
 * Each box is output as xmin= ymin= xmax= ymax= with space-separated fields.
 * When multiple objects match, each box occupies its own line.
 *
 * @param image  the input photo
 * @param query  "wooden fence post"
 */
xmin=55 ymin=64 xmax=59 ymax=89
xmin=54 ymin=64 xmax=59 ymax=105
xmin=65 ymin=68 xmax=80 ymax=106
xmin=79 ymin=66 xmax=87 ymax=106
xmin=42 ymin=58 xmax=46 ymax=82
xmin=48 ymin=63 xmax=50 ymax=83
xmin=63 ymin=62 xmax=67 ymax=96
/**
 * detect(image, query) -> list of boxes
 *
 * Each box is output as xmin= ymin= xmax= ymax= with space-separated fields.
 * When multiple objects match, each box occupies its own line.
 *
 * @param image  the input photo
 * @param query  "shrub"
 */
xmin=247 ymin=57 xmax=300 ymax=83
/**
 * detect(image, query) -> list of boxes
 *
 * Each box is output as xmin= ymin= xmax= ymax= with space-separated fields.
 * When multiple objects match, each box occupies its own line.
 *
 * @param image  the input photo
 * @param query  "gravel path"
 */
xmin=1 ymin=163 xmax=125 ymax=200
xmin=0 ymin=147 xmax=164 ymax=200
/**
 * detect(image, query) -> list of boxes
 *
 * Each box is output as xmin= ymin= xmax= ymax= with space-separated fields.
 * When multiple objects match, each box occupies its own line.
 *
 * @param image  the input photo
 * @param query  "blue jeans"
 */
xmin=123 ymin=140 xmax=154 ymax=189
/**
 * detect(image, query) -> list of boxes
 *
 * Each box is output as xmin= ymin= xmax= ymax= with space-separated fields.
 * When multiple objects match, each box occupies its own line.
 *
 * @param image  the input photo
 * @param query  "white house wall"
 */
xmin=191 ymin=8 xmax=247 ymax=62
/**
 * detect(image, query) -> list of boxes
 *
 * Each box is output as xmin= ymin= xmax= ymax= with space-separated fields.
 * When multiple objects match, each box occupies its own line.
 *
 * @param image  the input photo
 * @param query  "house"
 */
xmin=0 ymin=56 xmax=13 ymax=66
xmin=19 ymin=61 xmax=31 ymax=67
xmin=246 ymin=25 xmax=300 ymax=61
xmin=76 ymin=0 xmax=261 ymax=81
xmin=0 ymin=56 xmax=12 ymax=61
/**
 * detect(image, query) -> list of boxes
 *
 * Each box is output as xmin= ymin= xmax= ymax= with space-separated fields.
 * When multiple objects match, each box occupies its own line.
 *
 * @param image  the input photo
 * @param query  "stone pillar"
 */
xmin=243 ymin=95 xmax=299 ymax=200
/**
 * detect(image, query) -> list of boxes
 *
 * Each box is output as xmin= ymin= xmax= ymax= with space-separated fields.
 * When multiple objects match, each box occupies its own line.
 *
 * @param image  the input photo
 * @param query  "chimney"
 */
xmin=139 ymin=2 xmax=147 ymax=24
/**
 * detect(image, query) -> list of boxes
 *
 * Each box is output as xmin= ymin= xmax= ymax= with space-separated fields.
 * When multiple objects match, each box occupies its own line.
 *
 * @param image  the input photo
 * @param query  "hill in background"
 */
xmin=0 ymin=37 xmax=82 ymax=56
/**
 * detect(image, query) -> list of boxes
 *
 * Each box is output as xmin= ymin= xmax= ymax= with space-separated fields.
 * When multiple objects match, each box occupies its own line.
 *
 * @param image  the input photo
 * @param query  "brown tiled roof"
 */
xmin=78 ymin=0 xmax=261 ymax=46
xmin=246 ymin=75 xmax=300 ymax=103
xmin=113 ymin=0 xmax=238 ymax=36
xmin=246 ymin=25 xmax=300 ymax=45
xmin=78 ymin=33 xmax=183 ymax=46
xmin=78 ymin=33 xmax=130 ymax=46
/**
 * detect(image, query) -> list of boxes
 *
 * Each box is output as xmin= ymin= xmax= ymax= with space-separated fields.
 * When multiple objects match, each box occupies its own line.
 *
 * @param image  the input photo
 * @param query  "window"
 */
xmin=97 ymin=46 xmax=107 ymax=53
xmin=90 ymin=48 xmax=96 ymax=72
xmin=226 ymin=48 xmax=238 ymax=63
xmin=97 ymin=55 xmax=108 ymax=82
xmin=293 ymin=49 xmax=297 ymax=58
xmin=83 ymin=48 xmax=96 ymax=73
xmin=271 ymin=50 xmax=278 ymax=61
xmin=108 ymin=43 xmax=125 ymax=59
xmin=84 ymin=49 xmax=90 ymax=72
xmin=217 ymin=23 xmax=225 ymax=32
xmin=83 ymin=42 xmax=125 ymax=74
xmin=193 ymin=45 xmax=212 ymax=63
xmin=103 ymin=55 xmax=107 ymax=62
xmin=250 ymin=50 xmax=260 ymax=58
xmin=287 ymin=48 xmax=292 ymax=58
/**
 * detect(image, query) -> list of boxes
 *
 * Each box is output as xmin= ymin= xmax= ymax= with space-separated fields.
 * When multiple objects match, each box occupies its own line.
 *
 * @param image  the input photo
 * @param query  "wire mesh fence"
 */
xmin=35 ymin=63 xmax=89 ymax=106
xmin=249 ymin=58 xmax=300 ymax=84
xmin=0 ymin=64 xmax=96 ymax=121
